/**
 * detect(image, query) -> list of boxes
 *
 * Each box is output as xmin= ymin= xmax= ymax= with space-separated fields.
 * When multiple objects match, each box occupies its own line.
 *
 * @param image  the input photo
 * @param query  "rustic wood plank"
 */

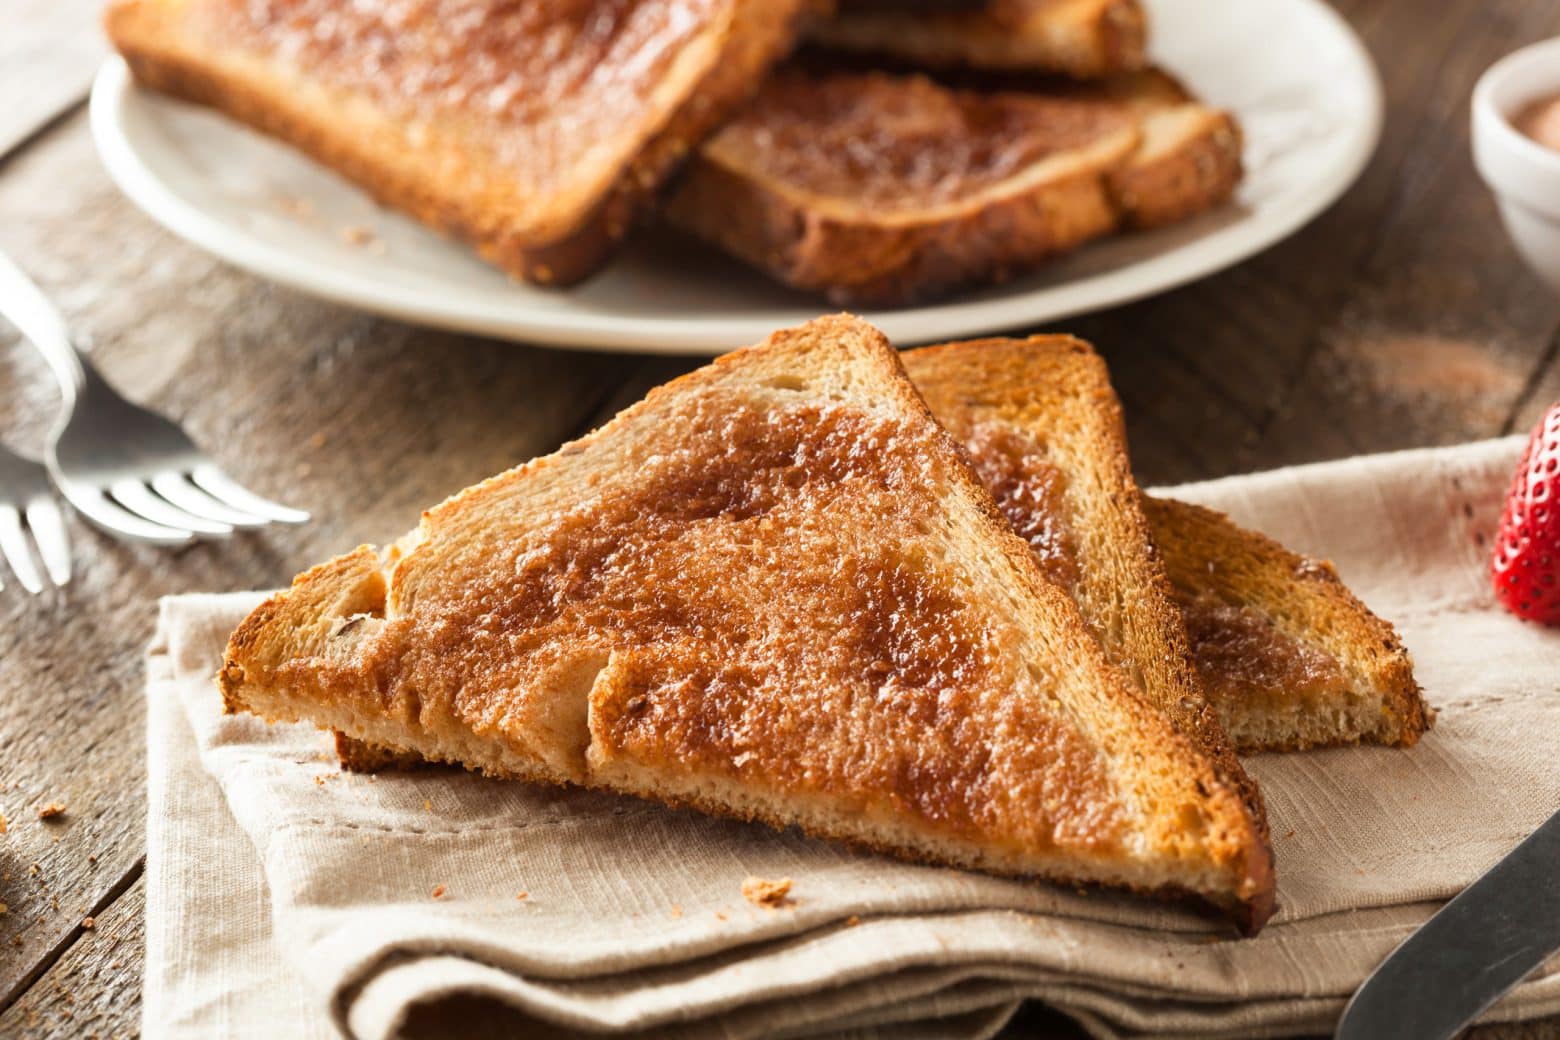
xmin=0 ymin=873 xmax=144 ymax=1040
xmin=0 ymin=0 xmax=103 ymax=159
xmin=0 ymin=110 xmax=642 ymax=1012
xmin=1237 ymin=0 xmax=1560 ymax=473
xmin=1503 ymin=327 xmax=1560 ymax=437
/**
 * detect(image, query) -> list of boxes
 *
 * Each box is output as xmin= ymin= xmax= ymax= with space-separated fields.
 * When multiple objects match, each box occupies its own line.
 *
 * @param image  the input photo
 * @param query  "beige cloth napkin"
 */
xmin=143 ymin=436 xmax=1560 ymax=1040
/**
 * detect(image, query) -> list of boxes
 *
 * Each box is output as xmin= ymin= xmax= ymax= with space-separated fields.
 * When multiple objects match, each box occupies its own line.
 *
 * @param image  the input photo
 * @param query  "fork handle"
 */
xmin=0 ymin=246 xmax=86 ymax=409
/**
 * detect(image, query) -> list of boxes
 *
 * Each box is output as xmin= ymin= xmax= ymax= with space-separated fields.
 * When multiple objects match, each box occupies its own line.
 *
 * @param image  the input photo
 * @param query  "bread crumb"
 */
xmin=515 ymin=891 xmax=528 ymax=901
xmin=844 ymin=915 xmax=860 ymax=928
xmin=35 ymin=803 xmax=66 ymax=820
xmin=313 ymin=776 xmax=325 ymax=786
xmin=423 ymin=799 xmax=433 ymax=811
xmin=741 ymin=876 xmax=793 ymax=909
xmin=0 ymin=811 xmax=7 ymax=833
xmin=431 ymin=885 xmax=447 ymax=900
xmin=670 ymin=904 xmax=682 ymax=919
xmin=81 ymin=917 xmax=94 ymax=929
xmin=0 ymin=903 xmax=8 ymax=914
xmin=714 ymin=910 xmax=728 ymax=922
xmin=340 ymin=225 xmax=374 ymax=247
xmin=1285 ymin=829 xmax=1296 ymax=839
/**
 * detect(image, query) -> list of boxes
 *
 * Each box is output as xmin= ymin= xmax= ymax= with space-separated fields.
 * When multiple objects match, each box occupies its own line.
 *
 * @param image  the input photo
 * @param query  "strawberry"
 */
xmin=1491 ymin=401 xmax=1560 ymax=626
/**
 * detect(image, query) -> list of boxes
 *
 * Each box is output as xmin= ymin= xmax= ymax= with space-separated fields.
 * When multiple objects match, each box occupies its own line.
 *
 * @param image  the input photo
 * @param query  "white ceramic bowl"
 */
xmin=1473 ymin=36 xmax=1560 ymax=291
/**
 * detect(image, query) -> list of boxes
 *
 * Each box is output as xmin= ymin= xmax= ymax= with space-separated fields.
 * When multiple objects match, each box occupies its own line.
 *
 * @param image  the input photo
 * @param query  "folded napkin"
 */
xmin=143 ymin=436 xmax=1560 ymax=1040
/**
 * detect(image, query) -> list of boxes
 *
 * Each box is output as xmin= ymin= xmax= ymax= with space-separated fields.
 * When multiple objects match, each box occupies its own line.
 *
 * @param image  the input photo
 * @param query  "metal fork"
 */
xmin=0 ymin=443 xmax=70 ymax=592
xmin=0 ymin=248 xmax=308 ymax=544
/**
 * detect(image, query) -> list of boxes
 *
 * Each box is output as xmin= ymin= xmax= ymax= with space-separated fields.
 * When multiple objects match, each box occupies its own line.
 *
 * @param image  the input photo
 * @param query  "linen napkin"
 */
xmin=143 ymin=436 xmax=1560 ymax=1040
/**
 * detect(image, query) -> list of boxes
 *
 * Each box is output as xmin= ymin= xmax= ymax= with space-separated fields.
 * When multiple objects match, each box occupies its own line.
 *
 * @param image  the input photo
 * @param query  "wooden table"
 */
xmin=2 ymin=2 xmax=1558 ymax=1037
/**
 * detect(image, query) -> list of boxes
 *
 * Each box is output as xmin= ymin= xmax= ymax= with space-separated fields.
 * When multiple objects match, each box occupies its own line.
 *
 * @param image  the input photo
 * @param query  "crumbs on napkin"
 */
xmin=741 ymin=876 xmax=793 ymax=910
xmin=0 ymin=810 xmax=7 ymax=833
xmin=430 ymin=885 xmax=447 ymax=900
xmin=670 ymin=904 xmax=682 ymax=919
xmin=34 ymin=803 xmax=66 ymax=821
xmin=515 ymin=891 xmax=528 ymax=902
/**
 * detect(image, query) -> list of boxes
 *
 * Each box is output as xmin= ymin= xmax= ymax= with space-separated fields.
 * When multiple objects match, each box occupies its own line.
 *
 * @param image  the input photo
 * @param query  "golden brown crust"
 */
xmin=104 ymin=0 xmax=825 ymax=286
xmin=1143 ymin=496 xmax=1432 ymax=751
xmin=814 ymin=0 xmax=1148 ymax=79
xmin=334 ymin=733 xmax=428 ymax=773
xmin=222 ymin=314 xmax=1274 ymax=931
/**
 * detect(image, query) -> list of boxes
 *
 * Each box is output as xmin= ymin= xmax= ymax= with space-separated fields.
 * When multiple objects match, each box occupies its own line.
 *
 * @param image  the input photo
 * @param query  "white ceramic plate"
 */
xmin=90 ymin=0 xmax=1380 ymax=355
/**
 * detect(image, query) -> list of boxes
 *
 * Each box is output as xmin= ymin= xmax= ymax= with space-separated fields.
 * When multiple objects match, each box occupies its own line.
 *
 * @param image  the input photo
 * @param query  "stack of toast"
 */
xmin=220 ymin=315 xmax=1430 ymax=934
xmin=105 ymin=0 xmax=1242 ymax=305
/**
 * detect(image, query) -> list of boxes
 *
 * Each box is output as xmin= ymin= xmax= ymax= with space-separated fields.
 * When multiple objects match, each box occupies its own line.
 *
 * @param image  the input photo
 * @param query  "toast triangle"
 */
xmin=904 ymin=338 xmax=1268 ymax=836
xmin=221 ymin=315 xmax=1273 ymax=930
xmin=1142 ymin=496 xmax=1432 ymax=750
xmin=903 ymin=337 xmax=1429 ymax=753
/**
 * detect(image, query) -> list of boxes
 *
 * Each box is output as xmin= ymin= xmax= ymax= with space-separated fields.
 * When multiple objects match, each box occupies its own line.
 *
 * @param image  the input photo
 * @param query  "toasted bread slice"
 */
xmin=664 ymin=67 xmax=1240 ymax=305
xmin=904 ymin=337 xmax=1429 ymax=753
xmin=815 ymin=0 xmax=1148 ymax=79
xmin=1141 ymin=497 xmax=1431 ymax=751
xmin=903 ymin=339 xmax=1267 ymax=837
xmin=104 ymin=0 xmax=822 ymax=286
xmin=1065 ymin=69 xmax=1242 ymax=229
xmin=221 ymin=315 xmax=1273 ymax=930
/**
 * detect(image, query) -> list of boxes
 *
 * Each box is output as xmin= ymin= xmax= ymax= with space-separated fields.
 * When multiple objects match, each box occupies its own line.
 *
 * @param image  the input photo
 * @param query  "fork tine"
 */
xmin=0 ymin=504 xmax=45 ymax=594
xmin=109 ymin=479 xmax=233 ymax=537
xmin=151 ymin=471 xmax=269 ymax=528
xmin=61 ymin=483 xmax=194 ymax=546
xmin=191 ymin=463 xmax=309 ymax=524
xmin=24 ymin=495 xmax=71 ymax=587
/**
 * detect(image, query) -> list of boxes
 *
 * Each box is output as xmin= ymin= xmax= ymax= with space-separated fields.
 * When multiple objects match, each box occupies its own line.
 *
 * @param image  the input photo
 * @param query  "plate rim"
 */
xmin=89 ymin=0 xmax=1382 ymax=355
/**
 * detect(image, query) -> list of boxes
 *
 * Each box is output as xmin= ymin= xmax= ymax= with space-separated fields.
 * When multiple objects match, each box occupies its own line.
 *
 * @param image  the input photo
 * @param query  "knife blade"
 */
xmin=1335 ymin=807 xmax=1560 ymax=1040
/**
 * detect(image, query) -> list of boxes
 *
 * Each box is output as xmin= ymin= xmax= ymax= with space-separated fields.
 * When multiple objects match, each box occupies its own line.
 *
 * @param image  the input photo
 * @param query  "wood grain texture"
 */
xmin=0 ymin=875 xmax=144 ymax=1040
xmin=0 ymin=0 xmax=104 ymax=158
xmin=2 ymin=0 xmax=1560 ymax=1037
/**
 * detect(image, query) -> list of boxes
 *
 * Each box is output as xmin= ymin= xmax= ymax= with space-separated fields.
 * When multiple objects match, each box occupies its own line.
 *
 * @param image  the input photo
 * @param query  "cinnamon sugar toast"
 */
xmin=221 ymin=314 xmax=1273 ymax=930
xmin=904 ymin=339 xmax=1268 ymax=840
xmin=816 ymin=0 xmax=1148 ymax=79
xmin=903 ymin=337 xmax=1430 ymax=753
xmin=664 ymin=67 xmax=1240 ymax=305
xmin=1142 ymin=497 xmax=1431 ymax=751
xmin=104 ymin=0 xmax=823 ymax=285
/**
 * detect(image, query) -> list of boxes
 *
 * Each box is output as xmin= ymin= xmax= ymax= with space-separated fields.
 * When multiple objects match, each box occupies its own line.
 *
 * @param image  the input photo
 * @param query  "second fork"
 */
xmin=0 ymin=246 xmax=308 ymax=544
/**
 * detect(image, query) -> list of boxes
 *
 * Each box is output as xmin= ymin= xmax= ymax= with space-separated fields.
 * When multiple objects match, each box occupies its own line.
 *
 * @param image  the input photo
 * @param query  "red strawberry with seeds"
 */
xmin=1491 ymin=401 xmax=1560 ymax=626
